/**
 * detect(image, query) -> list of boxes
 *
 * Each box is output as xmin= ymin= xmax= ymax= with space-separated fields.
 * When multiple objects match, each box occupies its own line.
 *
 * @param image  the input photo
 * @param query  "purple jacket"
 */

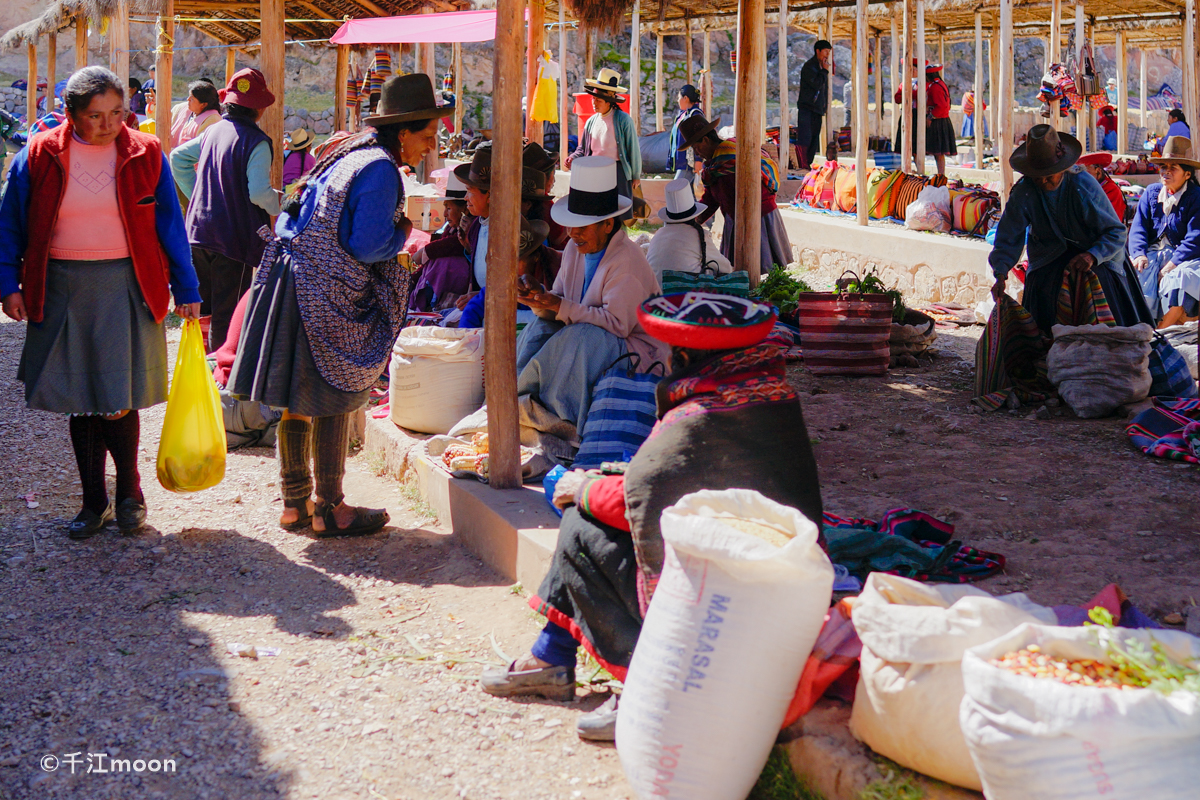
xmin=185 ymin=116 xmax=272 ymax=266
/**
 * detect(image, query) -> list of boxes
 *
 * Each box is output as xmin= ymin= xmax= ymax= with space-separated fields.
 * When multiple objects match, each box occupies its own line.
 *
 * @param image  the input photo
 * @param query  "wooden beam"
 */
xmin=559 ymin=3 xmax=567 ymax=168
xmin=890 ymin=5 xmax=898 ymax=150
xmin=686 ymin=16 xmax=694 ymax=85
xmin=226 ymin=46 xmax=237 ymax=84
xmin=902 ymin=0 xmax=913 ymax=172
xmin=1185 ymin=0 xmax=1197 ymax=138
xmin=27 ymin=42 xmax=38 ymax=128
xmin=1049 ymin=0 xmax=1061 ymax=129
xmin=261 ymin=0 xmax=285 ymax=188
xmin=1075 ymin=4 xmax=1086 ymax=148
xmin=75 ymin=12 xmax=88 ymax=71
xmin=156 ymin=3 xmax=175 ymax=154
xmin=1116 ymin=30 xmax=1128 ymax=153
xmin=485 ymin=0 xmax=523 ymax=489
xmin=111 ymin=0 xmax=131 ymax=106
xmin=454 ymin=42 xmax=464 ymax=144
xmin=585 ymin=27 xmax=595 ymax=77
xmin=703 ymin=27 xmax=712 ymax=114
xmin=856 ymin=0 xmax=868 ymax=225
xmin=1140 ymin=46 xmax=1148 ymax=128
xmin=825 ymin=5 xmax=834 ymax=143
xmin=975 ymin=12 xmax=984 ymax=168
xmin=915 ymin=0 xmax=925 ymax=172
xmin=46 ymin=34 xmax=57 ymax=114
xmin=873 ymin=31 xmax=882 ymax=140
xmin=655 ymin=33 xmax=664 ymax=131
xmin=335 ymin=44 xmax=348 ymax=132
xmin=778 ymin=0 xmax=789 ymax=167
xmin=734 ymin=0 xmax=764 ymax=283
xmin=631 ymin=0 xmax=642 ymax=134
xmin=525 ymin=0 xmax=545 ymax=142
xmin=990 ymin=20 xmax=999 ymax=139
xmin=999 ymin=0 xmax=1014 ymax=203
xmin=348 ymin=0 xmax=390 ymax=18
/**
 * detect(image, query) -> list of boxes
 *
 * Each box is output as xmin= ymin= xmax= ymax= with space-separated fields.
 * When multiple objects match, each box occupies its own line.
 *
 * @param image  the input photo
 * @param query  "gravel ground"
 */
xmin=0 ymin=317 xmax=626 ymax=800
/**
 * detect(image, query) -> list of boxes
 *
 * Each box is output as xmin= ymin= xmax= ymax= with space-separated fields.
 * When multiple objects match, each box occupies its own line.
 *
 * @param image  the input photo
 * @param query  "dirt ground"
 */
xmin=1 ymin=315 xmax=1198 ymax=800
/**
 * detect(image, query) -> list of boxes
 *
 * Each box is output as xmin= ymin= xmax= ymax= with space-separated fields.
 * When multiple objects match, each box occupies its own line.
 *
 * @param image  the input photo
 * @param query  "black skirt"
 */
xmin=927 ymin=117 xmax=958 ymax=156
xmin=1023 ymin=254 xmax=1156 ymax=336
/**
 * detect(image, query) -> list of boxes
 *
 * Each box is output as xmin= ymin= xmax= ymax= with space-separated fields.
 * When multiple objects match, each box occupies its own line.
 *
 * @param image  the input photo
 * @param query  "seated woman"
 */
xmin=480 ymin=292 xmax=825 ymax=741
xmin=459 ymin=216 xmax=561 ymax=328
xmin=523 ymin=142 xmax=569 ymax=250
xmin=645 ymin=177 xmax=732 ymax=282
xmin=989 ymin=125 xmax=1152 ymax=336
xmin=514 ymin=156 xmax=667 ymax=431
xmin=1128 ymin=136 xmax=1200 ymax=326
xmin=409 ymin=170 xmax=473 ymax=312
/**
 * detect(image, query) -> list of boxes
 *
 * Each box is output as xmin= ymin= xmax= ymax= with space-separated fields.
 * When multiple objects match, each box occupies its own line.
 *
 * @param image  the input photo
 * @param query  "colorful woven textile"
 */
xmin=706 ymin=140 xmax=779 ymax=194
xmin=1057 ymin=267 xmax=1116 ymax=327
xmin=1125 ymin=397 xmax=1200 ymax=463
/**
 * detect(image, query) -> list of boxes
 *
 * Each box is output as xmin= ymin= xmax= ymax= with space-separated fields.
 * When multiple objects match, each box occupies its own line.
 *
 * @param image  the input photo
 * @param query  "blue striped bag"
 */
xmin=1149 ymin=335 xmax=1199 ymax=398
xmin=573 ymin=354 xmax=665 ymax=469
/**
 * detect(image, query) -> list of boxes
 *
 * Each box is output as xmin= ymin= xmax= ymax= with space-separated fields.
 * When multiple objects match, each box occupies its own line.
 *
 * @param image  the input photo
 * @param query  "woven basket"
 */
xmin=798 ymin=291 xmax=893 ymax=375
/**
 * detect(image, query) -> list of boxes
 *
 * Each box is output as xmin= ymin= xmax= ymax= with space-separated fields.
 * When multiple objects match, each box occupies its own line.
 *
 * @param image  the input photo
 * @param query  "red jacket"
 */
xmin=22 ymin=123 xmax=173 ymax=324
xmin=894 ymin=77 xmax=952 ymax=119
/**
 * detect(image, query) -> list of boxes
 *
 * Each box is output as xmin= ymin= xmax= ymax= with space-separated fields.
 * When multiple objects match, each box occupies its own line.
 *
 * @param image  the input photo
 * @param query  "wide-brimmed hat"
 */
xmin=1151 ymin=136 xmax=1200 ymax=169
xmin=219 ymin=68 xmax=275 ymax=109
xmin=1076 ymin=152 xmax=1113 ymax=169
xmin=925 ymin=63 xmax=943 ymax=74
xmin=584 ymin=68 xmax=628 ymax=99
xmin=1010 ymin=124 xmax=1082 ymax=177
xmin=679 ymin=114 xmax=722 ymax=150
xmin=550 ymin=156 xmax=632 ymax=227
xmin=638 ymin=293 xmax=777 ymax=351
xmin=439 ymin=169 xmax=467 ymax=201
xmin=657 ymin=177 xmax=707 ymax=223
xmin=521 ymin=168 xmax=547 ymax=200
xmin=522 ymin=141 xmax=557 ymax=175
xmin=453 ymin=142 xmax=492 ymax=191
xmin=519 ymin=216 xmax=551 ymax=259
xmin=364 ymin=74 xmax=453 ymax=126
xmin=286 ymin=128 xmax=314 ymax=149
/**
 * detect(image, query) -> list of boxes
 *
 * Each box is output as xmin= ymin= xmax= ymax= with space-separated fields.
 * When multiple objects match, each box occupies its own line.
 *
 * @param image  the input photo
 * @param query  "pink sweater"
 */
xmin=49 ymin=137 xmax=131 ymax=261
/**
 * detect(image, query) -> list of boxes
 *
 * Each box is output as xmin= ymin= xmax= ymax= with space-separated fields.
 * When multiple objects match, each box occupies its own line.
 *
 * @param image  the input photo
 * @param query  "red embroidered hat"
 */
xmin=1077 ymin=152 xmax=1114 ymax=168
xmin=638 ymin=292 xmax=777 ymax=350
xmin=219 ymin=68 xmax=276 ymax=110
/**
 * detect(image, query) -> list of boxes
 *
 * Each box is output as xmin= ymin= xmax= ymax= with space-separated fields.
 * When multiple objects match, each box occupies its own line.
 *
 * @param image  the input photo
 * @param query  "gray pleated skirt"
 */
xmin=18 ymin=258 xmax=168 ymax=415
xmin=718 ymin=208 xmax=795 ymax=272
xmin=227 ymin=251 xmax=369 ymax=418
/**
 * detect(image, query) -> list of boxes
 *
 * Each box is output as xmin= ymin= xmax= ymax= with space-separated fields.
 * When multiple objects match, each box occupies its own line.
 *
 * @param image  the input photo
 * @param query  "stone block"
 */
xmin=313 ymin=119 xmax=331 ymax=135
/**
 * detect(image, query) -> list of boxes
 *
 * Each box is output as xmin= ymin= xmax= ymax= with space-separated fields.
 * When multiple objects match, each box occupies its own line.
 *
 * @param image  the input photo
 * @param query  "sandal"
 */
xmin=280 ymin=498 xmax=314 ymax=531
xmin=313 ymin=503 xmax=389 ymax=538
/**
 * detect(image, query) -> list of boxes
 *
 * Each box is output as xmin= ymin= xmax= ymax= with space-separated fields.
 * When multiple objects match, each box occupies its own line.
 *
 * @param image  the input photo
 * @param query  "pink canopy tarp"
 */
xmin=330 ymin=9 xmax=510 ymax=45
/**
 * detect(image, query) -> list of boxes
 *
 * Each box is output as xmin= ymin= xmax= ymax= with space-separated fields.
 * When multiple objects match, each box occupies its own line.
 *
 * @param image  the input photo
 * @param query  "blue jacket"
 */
xmin=1127 ymin=182 xmax=1200 ymax=265
xmin=0 ymin=143 xmax=200 ymax=305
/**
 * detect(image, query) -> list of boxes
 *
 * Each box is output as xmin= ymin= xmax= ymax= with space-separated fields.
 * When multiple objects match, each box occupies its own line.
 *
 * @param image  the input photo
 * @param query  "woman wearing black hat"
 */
xmin=668 ymin=85 xmax=704 ymax=180
xmin=989 ymin=124 xmax=1153 ymax=335
xmin=229 ymin=74 xmax=450 ymax=537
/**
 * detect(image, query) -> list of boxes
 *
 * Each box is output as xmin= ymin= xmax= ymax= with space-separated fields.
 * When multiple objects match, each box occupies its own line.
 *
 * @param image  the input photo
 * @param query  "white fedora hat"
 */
xmin=551 ymin=156 xmax=633 ymax=227
xmin=440 ymin=169 xmax=467 ymax=201
xmin=656 ymin=177 xmax=707 ymax=223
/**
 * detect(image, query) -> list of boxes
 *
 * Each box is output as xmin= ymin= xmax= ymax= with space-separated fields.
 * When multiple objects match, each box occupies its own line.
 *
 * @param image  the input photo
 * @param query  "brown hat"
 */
xmin=519 ymin=216 xmax=550 ymax=258
xmin=522 ymin=141 xmax=557 ymax=175
xmin=364 ymin=74 xmax=452 ymax=127
xmin=1151 ymin=136 xmax=1200 ymax=169
xmin=679 ymin=114 xmax=722 ymax=150
xmin=1010 ymin=124 xmax=1082 ymax=177
xmin=521 ymin=168 xmax=547 ymax=200
xmin=453 ymin=142 xmax=492 ymax=190
xmin=219 ymin=68 xmax=275 ymax=110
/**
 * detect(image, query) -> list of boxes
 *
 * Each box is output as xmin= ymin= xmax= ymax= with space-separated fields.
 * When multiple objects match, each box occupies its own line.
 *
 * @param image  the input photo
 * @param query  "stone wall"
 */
xmin=282 ymin=105 xmax=335 ymax=136
xmin=0 ymin=85 xmax=27 ymax=115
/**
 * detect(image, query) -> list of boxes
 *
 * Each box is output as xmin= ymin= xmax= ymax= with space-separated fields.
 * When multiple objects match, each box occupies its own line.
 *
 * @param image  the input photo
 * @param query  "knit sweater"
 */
xmin=49 ymin=136 xmax=131 ymax=261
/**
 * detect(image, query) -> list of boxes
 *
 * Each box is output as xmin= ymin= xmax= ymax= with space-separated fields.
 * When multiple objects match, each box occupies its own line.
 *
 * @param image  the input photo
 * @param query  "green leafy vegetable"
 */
xmin=842 ymin=269 xmax=908 ymax=323
xmin=1086 ymin=606 xmax=1200 ymax=695
xmin=751 ymin=264 xmax=813 ymax=316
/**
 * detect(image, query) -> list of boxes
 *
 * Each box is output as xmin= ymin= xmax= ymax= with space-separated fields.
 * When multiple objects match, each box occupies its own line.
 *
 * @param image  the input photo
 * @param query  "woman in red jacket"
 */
xmin=894 ymin=63 xmax=956 ymax=176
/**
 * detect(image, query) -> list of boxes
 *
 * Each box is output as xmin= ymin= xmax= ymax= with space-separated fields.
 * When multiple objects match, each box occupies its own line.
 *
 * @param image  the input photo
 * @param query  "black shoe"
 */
xmin=68 ymin=504 xmax=115 ymax=539
xmin=115 ymin=498 xmax=147 ymax=533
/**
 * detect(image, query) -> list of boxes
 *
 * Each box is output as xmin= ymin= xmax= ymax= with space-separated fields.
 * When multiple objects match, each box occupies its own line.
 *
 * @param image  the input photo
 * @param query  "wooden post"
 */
xmin=420 ymin=6 xmax=439 ymax=177
xmin=938 ymin=32 xmax=944 ymax=67
xmin=851 ymin=28 xmax=858 ymax=141
xmin=558 ymin=7 xmax=567 ymax=168
xmin=335 ymin=45 xmax=348 ymax=132
xmin=1185 ymin=0 xmax=1197 ymax=140
xmin=226 ymin=47 xmax=236 ymax=84
xmin=778 ymin=0 xmax=788 ymax=165
xmin=26 ymin=42 xmax=37 ymax=127
xmin=631 ymin=0 xmax=641 ymax=134
xmin=873 ymin=32 xmax=882 ymax=141
xmin=46 ymin=35 xmax=57 ymax=114
xmin=989 ymin=21 xmax=999 ymax=139
xmin=1050 ymin=0 xmax=1061 ymax=129
xmin=75 ymin=12 xmax=88 ymax=71
xmin=111 ymin=0 xmax=130 ymax=107
xmin=485 ymin=0 xmax=523 ymax=489
xmin=703 ymin=28 xmax=712 ymax=114
xmin=855 ymin=0 xmax=868 ymax=225
xmin=890 ymin=6 xmax=899 ymax=148
xmin=1140 ymin=48 xmax=1148 ymax=129
xmin=999 ymin=0 xmax=1014 ymax=204
xmin=1116 ymin=31 xmax=1127 ymax=154
xmin=1074 ymin=5 xmax=1085 ymax=147
xmin=901 ymin=0 xmax=913 ymax=172
xmin=585 ymin=28 xmax=595 ymax=77
xmin=261 ymin=0 xmax=285 ymax=188
xmin=915 ymin=0 xmax=925 ymax=173
xmin=655 ymin=33 xmax=664 ymax=132
xmin=525 ymin=0 xmax=545 ymax=142
xmin=825 ymin=5 xmax=834 ymax=144
xmin=454 ymin=42 xmax=464 ymax=142
xmin=974 ymin=12 xmax=983 ymax=168
xmin=686 ymin=17 xmax=694 ymax=85
xmin=734 ymin=0 xmax=765 ymax=282
xmin=155 ymin=3 xmax=174 ymax=154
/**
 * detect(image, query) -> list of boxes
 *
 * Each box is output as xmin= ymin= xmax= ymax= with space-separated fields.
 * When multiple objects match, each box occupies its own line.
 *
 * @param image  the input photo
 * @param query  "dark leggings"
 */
xmin=277 ymin=413 xmax=351 ymax=507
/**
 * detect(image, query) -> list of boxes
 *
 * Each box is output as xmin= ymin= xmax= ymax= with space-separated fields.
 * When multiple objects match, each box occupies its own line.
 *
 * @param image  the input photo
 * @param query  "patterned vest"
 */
xmin=259 ymin=145 xmax=412 ymax=392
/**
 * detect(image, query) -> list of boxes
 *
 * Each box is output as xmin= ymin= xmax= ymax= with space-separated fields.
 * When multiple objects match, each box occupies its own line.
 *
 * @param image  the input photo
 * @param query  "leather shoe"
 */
xmin=480 ymin=661 xmax=576 ymax=702
xmin=116 ymin=498 xmax=147 ymax=533
xmin=576 ymin=694 xmax=618 ymax=741
xmin=68 ymin=504 xmax=114 ymax=539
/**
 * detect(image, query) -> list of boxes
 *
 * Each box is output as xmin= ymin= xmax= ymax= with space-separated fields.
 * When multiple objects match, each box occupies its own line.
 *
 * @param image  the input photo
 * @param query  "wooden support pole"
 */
xmin=915 ymin=0 xmax=926 ymax=172
xmin=1185 ymin=0 xmax=1197 ymax=140
xmin=825 ymin=6 xmax=834 ymax=144
xmin=901 ymin=0 xmax=913 ymax=172
xmin=655 ymin=33 xmax=664 ymax=132
xmin=778 ymin=0 xmax=789 ymax=165
xmin=454 ymin=42 xmax=464 ymax=143
xmin=989 ymin=21 xmax=999 ymax=139
xmin=111 ymin=0 xmax=131 ymax=107
xmin=734 ymin=0 xmax=764 ymax=283
xmin=631 ymin=0 xmax=641 ymax=134
xmin=1140 ymin=48 xmax=1148 ymax=129
xmin=261 ymin=0 xmax=285 ymax=188
xmin=1050 ymin=0 xmax=1061 ymax=129
xmin=873 ymin=32 xmax=882 ymax=140
xmin=999 ymin=0 xmax=1014 ymax=204
xmin=585 ymin=28 xmax=594 ymax=78
xmin=890 ymin=6 xmax=899 ymax=149
xmin=1116 ymin=30 xmax=1128 ymax=154
xmin=974 ymin=12 xmax=984 ymax=168
xmin=46 ymin=35 xmax=57 ymax=114
xmin=703 ymin=28 xmax=712 ymax=115
xmin=686 ymin=17 xmax=694 ymax=85
xmin=525 ymin=0 xmax=545 ymax=142
xmin=26 ymin=42 xmax=37 ymax=127
xmin=1074 ymin=5 xmax=1085 ymax=147
xmin=155 ymin=3 xmax=174 ymax=154
xmin=558 ymin=6 xmax=567 ymax=168
xmin=855 ymin=0 xmax=868 ymax=225
xmin=335 ymin=44 xmax=348 ymax=132
xmin=851 ymin=28 xmax=858 ymax=139
xmin=485 ymin=0 xmax=523 ymax=489
xmin=226 ymin=46 xmax=236 ymax=84
xmin=75 ymin=12 xmax=88 ymax=71
xmin=938 ymin=32 xmax=944 ymax=67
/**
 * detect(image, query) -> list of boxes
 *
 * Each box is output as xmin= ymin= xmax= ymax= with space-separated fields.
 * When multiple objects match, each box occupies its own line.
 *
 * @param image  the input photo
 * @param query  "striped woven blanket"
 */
xmin=1125 ymin=397 xmax=1200 ymax=464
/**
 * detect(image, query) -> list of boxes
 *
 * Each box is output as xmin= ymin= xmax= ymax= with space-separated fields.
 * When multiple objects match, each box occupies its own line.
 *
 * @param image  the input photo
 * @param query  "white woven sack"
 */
xmin=961 ymin=623 xmax=1200 ymax=800
xmin=616 ymin=489 xmax=834 ymax=800
xmin=389 ymin=327 xmax=484 ymax=434
xmin=1047 ymin=323 xmax=1153 ymax=418
xmin=849 ymin=574 xmax=1055 ymax=791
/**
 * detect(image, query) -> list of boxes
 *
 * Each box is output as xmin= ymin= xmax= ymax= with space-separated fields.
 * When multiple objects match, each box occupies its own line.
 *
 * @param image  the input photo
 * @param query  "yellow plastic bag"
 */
xmin=156 ymin=319 xmax=226 ymax=492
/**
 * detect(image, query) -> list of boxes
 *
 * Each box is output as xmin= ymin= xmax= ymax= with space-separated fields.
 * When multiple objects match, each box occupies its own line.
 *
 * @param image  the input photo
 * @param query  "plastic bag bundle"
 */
xmin=157 ymin=319 xmax=226 ymax=492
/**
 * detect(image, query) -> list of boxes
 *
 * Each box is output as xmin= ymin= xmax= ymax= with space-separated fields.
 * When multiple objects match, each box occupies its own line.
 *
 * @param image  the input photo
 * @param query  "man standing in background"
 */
xmin=796 ymin=40 xmax=832 ymax=170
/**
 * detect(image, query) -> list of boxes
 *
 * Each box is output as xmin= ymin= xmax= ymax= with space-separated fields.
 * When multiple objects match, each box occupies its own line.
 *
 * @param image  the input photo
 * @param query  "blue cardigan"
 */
xmin=1127 ymin=182 xmax=1200 ymax=265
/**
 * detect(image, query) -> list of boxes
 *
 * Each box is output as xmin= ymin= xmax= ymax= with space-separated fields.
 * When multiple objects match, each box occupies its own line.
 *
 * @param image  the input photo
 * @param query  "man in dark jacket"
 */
xmin=796 ymin=39 xmax=832 ymax=169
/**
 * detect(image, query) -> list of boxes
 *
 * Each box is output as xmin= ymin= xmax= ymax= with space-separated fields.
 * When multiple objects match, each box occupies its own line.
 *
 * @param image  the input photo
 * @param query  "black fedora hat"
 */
xmin=1010 ymin=124 xmax=1082 ymax=178
xmin=364 ymin=74 xmax=453 ymax=127
xmin=453 ymin=142 xmax=492 ymax=191
xmin=679 ymin=114 xmax=722 ymax=150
